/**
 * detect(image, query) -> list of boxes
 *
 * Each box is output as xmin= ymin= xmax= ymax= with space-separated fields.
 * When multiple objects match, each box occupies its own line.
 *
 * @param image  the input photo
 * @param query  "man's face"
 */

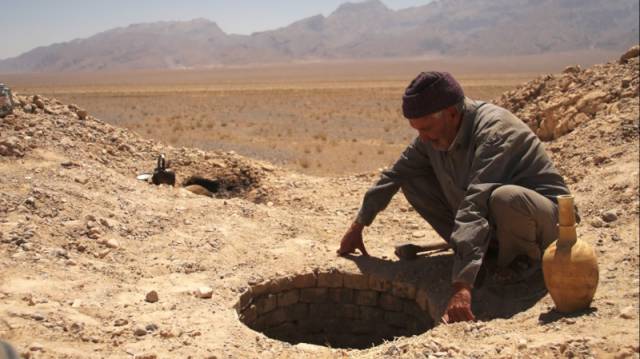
xmin=409 ymin=106 xmax=462 ymax=151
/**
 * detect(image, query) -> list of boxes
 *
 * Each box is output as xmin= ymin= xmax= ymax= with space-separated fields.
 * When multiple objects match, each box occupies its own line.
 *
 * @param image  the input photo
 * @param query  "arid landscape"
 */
xmin=0 ymin=43 xmax=638 ymax=359
xmin=3 ymin=51 xmax=620 ymax=175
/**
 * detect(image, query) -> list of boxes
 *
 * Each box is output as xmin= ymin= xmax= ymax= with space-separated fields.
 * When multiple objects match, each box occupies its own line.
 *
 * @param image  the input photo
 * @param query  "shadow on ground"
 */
xmin=340 ymin=251 xmax=547 ymax=322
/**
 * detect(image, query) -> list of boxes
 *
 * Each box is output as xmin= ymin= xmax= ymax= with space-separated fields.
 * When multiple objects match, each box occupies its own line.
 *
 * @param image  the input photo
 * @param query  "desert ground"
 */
xmin=0 ymin=50 xmax=638 ymax=359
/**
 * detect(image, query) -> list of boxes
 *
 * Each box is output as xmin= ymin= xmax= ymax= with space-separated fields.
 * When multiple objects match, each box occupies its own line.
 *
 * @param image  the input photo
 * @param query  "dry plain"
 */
xmin=5 ymin=51 xmax=618 ymax=175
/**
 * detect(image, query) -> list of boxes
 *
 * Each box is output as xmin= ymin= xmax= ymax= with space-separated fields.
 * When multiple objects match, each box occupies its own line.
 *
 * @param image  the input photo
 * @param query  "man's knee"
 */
xmin=489 ymin=185 xmax=531 ymax=221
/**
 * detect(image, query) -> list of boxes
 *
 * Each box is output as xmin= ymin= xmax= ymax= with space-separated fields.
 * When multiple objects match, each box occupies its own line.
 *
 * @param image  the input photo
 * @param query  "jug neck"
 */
xmin=557 ymin=195 xmax=577 ymax=247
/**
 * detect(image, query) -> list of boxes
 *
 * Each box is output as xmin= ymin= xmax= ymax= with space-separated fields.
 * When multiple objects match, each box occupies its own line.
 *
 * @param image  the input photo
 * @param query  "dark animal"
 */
xmin=151 ymin=154 xmax=176 ymax=186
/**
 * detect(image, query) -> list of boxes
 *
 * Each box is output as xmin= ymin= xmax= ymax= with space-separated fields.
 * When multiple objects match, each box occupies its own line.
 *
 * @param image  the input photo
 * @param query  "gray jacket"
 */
xmin=356 ymin=98 xmax=569 ymax=285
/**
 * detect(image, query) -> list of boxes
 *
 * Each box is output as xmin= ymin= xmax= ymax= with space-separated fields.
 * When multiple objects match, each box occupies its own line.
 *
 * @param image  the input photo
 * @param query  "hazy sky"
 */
xmin=0 ymin=0 xmax=432 ymax=60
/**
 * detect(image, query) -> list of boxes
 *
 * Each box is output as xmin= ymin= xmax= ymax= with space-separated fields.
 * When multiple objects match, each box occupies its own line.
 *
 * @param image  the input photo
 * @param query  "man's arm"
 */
xmin=443 ymin=114 xmax=537 ymax=322
xmin=338 ymin=138 xmax=432 ymax=256
xmin=356 ymin=137 xmax=432 ymax=226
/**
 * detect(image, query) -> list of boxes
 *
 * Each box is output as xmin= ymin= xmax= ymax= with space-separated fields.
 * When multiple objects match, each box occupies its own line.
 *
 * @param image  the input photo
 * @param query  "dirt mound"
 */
xmin=495 ymin=44 xmax=639 ymax=141
xmin=1 ymin=94 xmax=272 ymax=202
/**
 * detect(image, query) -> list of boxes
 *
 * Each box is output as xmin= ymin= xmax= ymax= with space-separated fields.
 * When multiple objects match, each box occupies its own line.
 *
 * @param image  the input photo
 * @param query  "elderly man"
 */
xmin=337 ymin=72 xmax=570 ymax=323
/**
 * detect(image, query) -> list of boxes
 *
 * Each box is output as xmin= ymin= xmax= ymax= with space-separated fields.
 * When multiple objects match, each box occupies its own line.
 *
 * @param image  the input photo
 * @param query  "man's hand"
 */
xmin=441 ymin=282 xmax=475 ymax=323
xmin=337 ymin=222 xmax=369 ymax=257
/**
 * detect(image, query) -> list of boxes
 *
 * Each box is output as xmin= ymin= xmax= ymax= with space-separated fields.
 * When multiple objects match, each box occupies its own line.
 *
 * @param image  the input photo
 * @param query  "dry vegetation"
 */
xmin=13 ymin=79 xmax=529 ymax=175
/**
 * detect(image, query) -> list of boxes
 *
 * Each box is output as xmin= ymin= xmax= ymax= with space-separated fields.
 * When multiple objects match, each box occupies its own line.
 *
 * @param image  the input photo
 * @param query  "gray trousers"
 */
xmin=401 ymin=178 xmax=558 ymax=267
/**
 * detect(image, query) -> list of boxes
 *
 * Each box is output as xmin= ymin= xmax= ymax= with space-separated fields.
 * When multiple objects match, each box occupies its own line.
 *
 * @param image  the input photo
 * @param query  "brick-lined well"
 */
xmin=235 ymin=270 xmax=433 ymax=349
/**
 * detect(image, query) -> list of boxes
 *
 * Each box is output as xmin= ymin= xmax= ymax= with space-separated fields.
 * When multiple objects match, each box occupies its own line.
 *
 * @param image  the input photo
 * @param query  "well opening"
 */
xmin=235 ymin=271 xmax=434 ymax=349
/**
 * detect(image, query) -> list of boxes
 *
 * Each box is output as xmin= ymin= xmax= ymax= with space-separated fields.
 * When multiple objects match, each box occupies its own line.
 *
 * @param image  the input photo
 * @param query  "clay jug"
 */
xmin=542 ymin=195 xmax=599 ymax=312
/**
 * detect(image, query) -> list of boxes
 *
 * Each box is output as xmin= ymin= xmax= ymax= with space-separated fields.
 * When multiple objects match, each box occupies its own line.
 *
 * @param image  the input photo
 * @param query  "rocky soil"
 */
xmin=0 ymin=47 xmax=638 ymax=358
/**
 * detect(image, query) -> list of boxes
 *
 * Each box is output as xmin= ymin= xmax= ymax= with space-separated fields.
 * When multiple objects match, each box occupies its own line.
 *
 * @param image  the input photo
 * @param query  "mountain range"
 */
xmin=1 ymin=0 xmax=638 ymax=72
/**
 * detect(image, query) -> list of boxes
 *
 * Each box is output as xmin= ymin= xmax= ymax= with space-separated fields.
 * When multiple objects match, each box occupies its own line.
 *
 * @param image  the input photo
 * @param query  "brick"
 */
xmin=300 ymin=287 xmax=328 ymax=303
xmin=309 ymin=303 xmax=333 ymax=318
xmin=272 ymin=276 xmax=295 ymax=293
xmin=368 ymin=275 xmax=391 ymax=292
xmin=343 ymin=273 xmax=369 ymax=290
xmin=256 ymin=294 xmax=277 ymax=314
xmin=338 ymin=304 xmax=360 ymax=319
xmin=328 ymin=288 xmax=354 ymax=304
xmin=317 ymin=270 xmax=344 ymax=288
xmin=264 ymin=307 xmax=289 ymax=327
xmin=360 ymin=306 xmax=384 ymax=321
xmin=385 ymin=311 xmax=409 ymax=328
xmin=277 ymin=289 xmax=299 ymax=307
xmin=379 ymin=293 xmax=403 ymax=312
xmin=287 ymin=303 xmax=308 ymax=321
xmin=415 ymin=287 xmax=430 ymax=312
xmin=354 ymin=290 xmax=378 ymax=306
xmin=240 ymin=304 xmax=258 ymax=324
xmin=292 ymin=272 xmax=317 ymax=288
xmin=392 ymin=281 xmax=416 ymax=299
xmin=251 ymin=280 xmax=275 ymax=296
xmin=236 ymin=288 xmax=253 ymax=311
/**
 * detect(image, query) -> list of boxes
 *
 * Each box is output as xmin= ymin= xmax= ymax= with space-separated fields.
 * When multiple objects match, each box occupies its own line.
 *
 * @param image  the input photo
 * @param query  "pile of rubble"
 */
xmin=495 ymin=45 xmax=639 ymax=141
xmin=0 ymin=92 xmax=272 ymax=201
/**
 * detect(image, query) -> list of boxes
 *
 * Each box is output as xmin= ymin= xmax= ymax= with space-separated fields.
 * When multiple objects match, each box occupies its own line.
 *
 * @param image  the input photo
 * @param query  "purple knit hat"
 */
xmin=402 ymin=71 xmax=465 ymax=119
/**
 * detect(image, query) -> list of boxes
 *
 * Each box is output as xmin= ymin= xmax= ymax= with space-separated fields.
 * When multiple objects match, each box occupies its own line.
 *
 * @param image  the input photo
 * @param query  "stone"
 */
xmin=237 ymin=289 xmax=253 ymax=311
xmin=601 ymin=210 xmax=618 ymax=223
xmin=328 ymin=288 xmax=354 ymax=304
xmin=619 ymin=45 xmax=640 ymax=64
xmin=517 ymin=339 xmax=528 ymax=350
xmin=256 ymin=294 xmax=277 ymax=314
xmin=590 ymin=218 xmax=604 ymax=228
xmin=195 ymin=287 xmax=213 ymax=299
xmin=264 ymin=308 xmax=288 ymax=327
xmin=277 ymin=290 xmax=299 ymax=307
xmin=33 ymin=98 xmax=45 ymax=109
xmin=103 ymin=238 xmax=119 ymax=249
xmin=145 ymin=290 xmax=159 ymax=303
xmin=241 ymin=304 xmax=258 ymax=324
xmin=562 ymin=65 xmax=582 ymax=74
xmin=76 ymin=109 xmax=88 ymax=120
xmin=292 ymin=272 xmax=317 ymax=288
xmin=134 ymin=354 xmax=157 ymax=359
xmin=145 ymin=323 xmax=158 ymax=332
xmin=133 ymin=326 xmax=147 ymax=336
xmin=317 ymin=270 xmax=343 ymax=288
xmin=114 ymin=319 xmax=128 ymax=326
xmin=28 ymin=343 xmax=43 ymax=352
xmin=343 ymin=273 xmax=369 ymax=290
xmin=272 ymin=276 xmax=295 ymax=292
xmin=576 ymin=90 xmax=607 ymax=115
xmin=300 ymin=288 xmax=328 ymax=304
xmin=619 ymin=306 xmax=635 ymax=319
